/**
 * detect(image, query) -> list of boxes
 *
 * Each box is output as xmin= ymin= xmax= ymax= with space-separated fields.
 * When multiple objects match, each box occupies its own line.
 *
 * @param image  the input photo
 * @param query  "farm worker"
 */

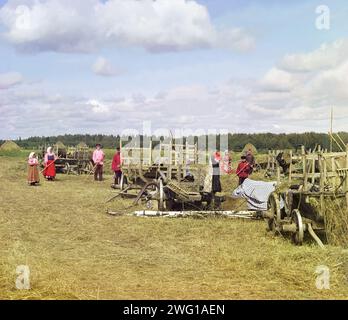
xmin=211 ymin=151 xmax=222 ymax=193
xmin=43 ymin=147 xmax=58 ymax=181
xmin=222 ymin=150 xmax=233 ymax=175
xmin=236 ymin=156 xmax=251 ymax=186
xmin=245 ymin=149 xmax=255 ymax=174
xmin=27 ymin=152 xmax=40 ymax=186
xmin=111 ymin=147 xmax=122 ymax=185
xmin=93 ymin=144 xmax=105 ymax=181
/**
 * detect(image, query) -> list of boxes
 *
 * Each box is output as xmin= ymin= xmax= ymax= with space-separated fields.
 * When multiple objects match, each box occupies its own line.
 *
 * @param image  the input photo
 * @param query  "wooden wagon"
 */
xmin=39 ymin=144 xmax=93 ymax=175
xmin=264 ymin=146 xmax=348 ymax=246
xmin=111 ymin=139 xmax=224 ymax=211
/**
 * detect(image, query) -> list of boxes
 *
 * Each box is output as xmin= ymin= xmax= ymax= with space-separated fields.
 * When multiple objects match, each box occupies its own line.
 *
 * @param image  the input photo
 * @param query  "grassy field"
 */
xmin=1 ymin=151 xmax=348 ymax=300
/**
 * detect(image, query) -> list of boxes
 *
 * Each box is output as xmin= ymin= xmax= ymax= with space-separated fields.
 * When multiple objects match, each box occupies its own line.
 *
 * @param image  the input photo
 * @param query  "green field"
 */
xmin=1 ymin=151 xmax=348 ymax=300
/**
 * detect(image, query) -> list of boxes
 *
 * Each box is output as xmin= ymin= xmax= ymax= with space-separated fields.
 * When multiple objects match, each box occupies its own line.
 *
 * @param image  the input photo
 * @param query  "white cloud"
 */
xmin=86 ymin=99 xmax=110 ymax=114
xmin=249 ymin=39 xmax=348 ymax=126
xmin=92 ymin=56 xmax=122 ymax=77
xmin=0 ymin=0 xmax=255 ymax=53
xmin=260 ymin=68 xmax=299 ymax=92
xmin=2 ymin=38 xmax=348 ymax=138
xmin=280 ymin=39 xmax=348 ymax=73
xmin=0 ymin=72 xmax=23 ymax=89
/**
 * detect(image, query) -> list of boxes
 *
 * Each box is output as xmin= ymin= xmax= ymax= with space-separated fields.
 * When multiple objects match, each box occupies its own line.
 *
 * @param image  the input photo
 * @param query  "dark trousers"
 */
xmin=238 ymin=176 xmax=247 ymax=185
xmin=114 ymin=171 xmax=122 ymax=184
xmin=94 ymin=165 xmax=103 ymax=181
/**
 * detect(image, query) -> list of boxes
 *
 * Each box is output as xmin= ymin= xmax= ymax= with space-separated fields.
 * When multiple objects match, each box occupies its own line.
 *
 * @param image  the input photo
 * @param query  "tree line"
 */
xmin=2 ymin=132 xmax=348 ymax=152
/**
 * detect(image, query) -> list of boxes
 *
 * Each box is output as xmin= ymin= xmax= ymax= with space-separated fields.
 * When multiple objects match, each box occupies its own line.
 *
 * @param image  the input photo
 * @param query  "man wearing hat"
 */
xmin=93 ymin=144 xmax=105 ymax=181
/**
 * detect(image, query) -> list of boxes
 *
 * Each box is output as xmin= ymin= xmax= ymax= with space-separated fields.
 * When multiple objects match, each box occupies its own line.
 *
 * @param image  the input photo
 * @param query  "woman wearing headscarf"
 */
xmin=27 ymin=152 xmax=40 ymax=186
xmin=222 ymin=150 xmax=233 ymax=175
xmin=43 ymin=147 xmax=58 ymax=180
xmin=211 ymin=151 xmax=222 ymax=194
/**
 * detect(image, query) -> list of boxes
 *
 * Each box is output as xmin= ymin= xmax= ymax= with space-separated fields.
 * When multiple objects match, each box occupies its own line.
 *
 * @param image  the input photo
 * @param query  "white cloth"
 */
xmin=232 ymin=178 xmax=278 ymax=211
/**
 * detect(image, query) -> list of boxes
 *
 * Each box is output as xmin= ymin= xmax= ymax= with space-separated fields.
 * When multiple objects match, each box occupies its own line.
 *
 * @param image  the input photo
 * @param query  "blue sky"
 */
xmin=0 ymin=0 xmax=348 ymax=139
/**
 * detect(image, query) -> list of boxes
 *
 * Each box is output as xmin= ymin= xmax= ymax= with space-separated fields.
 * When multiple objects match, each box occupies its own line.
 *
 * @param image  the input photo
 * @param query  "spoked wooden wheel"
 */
xmin=139 ymin=182 xmax=160 ymax=210
xmin=291 ymin=209 xmax=304 ymax=245
xmin=119 ymin=173 xmax=125 ymax=191
xmin=267 ymin=192 xmax=281 ymax=234
xmin=85 ymin=162 xmax=94 ymax=175
xmin=64 ymin=162 xmax=71 ymax=175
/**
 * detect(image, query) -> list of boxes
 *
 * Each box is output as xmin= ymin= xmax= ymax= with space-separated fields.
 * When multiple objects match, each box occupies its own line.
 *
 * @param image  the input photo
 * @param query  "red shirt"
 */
xmin=112 ymin=152 xmax=122 ymax=172
xmin=236 ymin=161 xmax=250 ymax=178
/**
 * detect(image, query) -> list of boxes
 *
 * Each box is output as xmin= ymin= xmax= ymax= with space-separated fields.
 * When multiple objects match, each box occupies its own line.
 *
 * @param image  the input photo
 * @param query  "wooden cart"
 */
xmin=264 ymin=146 xmax=348 ymax=246
xmin=111 ymin=139 xmax=224 ymax=211
xmin=39 ymin=144 xmax=93 ymax=175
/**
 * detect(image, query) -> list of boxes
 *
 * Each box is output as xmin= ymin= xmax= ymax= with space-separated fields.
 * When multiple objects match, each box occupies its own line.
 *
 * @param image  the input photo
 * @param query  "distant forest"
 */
xmin=2 ymin=132 xmax=348 ymax=152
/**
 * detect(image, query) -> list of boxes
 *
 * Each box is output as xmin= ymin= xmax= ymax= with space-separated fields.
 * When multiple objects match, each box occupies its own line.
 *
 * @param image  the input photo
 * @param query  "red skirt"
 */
xmin=43 ymin=160 xmax=56 ymax=178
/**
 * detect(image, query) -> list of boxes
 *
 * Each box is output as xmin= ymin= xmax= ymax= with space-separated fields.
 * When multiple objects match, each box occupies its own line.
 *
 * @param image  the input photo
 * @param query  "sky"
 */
xmin=0 ymin=0 xmax=348 ymax=139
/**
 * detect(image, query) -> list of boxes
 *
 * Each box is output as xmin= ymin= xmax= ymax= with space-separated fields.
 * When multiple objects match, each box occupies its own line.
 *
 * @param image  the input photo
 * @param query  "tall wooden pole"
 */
xmin=330 ymin=107 xmax=333 ymax=152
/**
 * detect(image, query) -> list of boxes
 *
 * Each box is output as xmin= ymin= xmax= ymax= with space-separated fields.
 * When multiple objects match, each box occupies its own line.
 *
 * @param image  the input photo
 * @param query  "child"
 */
xmin=236 ymin=156 xmax=251 ymax=185
xmin=27 ymin=152 xmax=40 ymax=186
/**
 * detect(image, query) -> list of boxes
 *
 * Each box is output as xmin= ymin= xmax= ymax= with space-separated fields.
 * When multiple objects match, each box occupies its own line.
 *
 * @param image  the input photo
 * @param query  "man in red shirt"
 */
xmin=236 ymin=156 xmax=251 ymax=185
xmin=111 ymin=147 xmax=122 ymax=185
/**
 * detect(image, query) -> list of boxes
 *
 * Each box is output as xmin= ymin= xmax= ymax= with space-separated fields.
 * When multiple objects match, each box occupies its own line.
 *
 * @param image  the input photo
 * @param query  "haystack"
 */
xmin=77 ymin=142 xmax=88 ymax=149
xmin=0 ymin=140 xmax=21 ymax=151
xmin=54 ymin=141 xmax=66 ymax=149
xmin=242 ymin=143 xmax=257 ymax=155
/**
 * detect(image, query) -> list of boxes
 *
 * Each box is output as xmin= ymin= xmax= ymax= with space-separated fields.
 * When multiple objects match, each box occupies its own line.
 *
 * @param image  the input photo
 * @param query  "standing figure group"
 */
xmin=92 ymin=144 xmax=123 ymax=184
xmin=27 ymin=147 xmax=58 ymax=186
xmin=27 ymin=144 xmax=255 ymax=189
xmin=27 ymin=143 xmax=123 ymax=185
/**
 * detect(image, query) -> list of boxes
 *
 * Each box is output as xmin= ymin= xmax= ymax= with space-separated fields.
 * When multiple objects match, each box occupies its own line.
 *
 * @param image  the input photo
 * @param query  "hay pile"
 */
xmin=77 ymin=142 xmax=88 ymax=149
xmin=54 ymin=141 xmax=66 ymax=149
xmin=242 ymin=143 xmax=257 ymax=155
xmin=324 ymin=198 xmax=348 ymax=247
xmin=0 ymin=140 xmax=21 ymax=151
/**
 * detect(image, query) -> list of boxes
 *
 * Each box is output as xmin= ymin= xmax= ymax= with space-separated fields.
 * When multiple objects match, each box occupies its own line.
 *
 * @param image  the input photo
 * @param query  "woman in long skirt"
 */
xmin=222 ymin=150 xmax=233 ymax=175
xmin=211 ymin=151 xmax=222 ymax=193
xmin=43 ymin=147 xmax=57 ymax=180
xmin=27 ymin=152 xmax=40 ymax=186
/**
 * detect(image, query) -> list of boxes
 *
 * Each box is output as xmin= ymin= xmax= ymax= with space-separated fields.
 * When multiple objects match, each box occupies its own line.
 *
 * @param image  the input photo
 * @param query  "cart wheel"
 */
xmin=64 ymin=163 xmax=71 ymax=175
xmin=86 ymin=162 xmax=93 ymax=175
xmin=267 ymin=192 xmax=281 ymax=234
xmin=119 ymin=173 xmax=125 ymax=191
xmin=146 ymin=200 xmax=155 ymax=210
xmin=291 ymin=209 xmax=304 ymax=245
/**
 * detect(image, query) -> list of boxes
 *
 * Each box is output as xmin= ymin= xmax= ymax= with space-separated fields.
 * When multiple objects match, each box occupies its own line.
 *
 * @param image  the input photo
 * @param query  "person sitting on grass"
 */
xmin=27 ymin=152 xmax=40 ymax=186
xmin=236 ymin=156 xmax=251 ymax=186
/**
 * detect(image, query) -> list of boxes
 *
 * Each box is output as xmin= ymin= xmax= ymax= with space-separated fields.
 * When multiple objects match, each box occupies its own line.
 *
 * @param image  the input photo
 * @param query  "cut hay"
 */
xmin=242 ymin=143 xmax=257 ymax=155
xmin=0 ymin=140 xmax=21 ymax=151
xmin=77 ymin=142 xmax=88 ymax=149
xmin=324 ymin=198 xmax=348 ymax=248
xmin=54 ymin=141 xmax=66 ymax=149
